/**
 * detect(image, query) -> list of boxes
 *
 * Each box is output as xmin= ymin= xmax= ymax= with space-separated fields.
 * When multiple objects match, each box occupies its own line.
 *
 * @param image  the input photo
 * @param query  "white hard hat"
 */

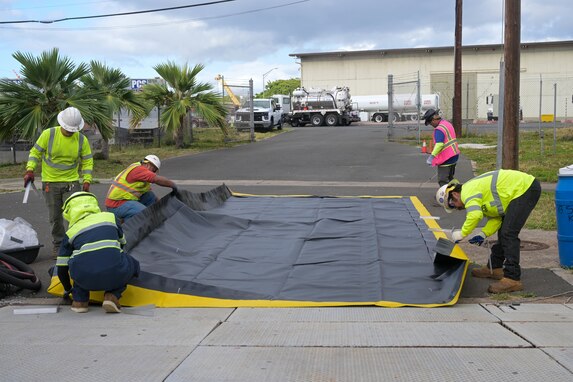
xmin=57 ymin=107 xmax=85 ymax=133
xmin=435 ymin=185 xmax=452 ymax=213
xmin=436 ymin=180 xmax=460 ymax=213
xmin=144 ymin=154 xmax=161 ymax=170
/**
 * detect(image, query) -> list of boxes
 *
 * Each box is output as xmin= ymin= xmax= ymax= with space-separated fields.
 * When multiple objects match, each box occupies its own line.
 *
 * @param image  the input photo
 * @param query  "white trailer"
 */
xmin=351 ymin=93 xmax=440 ymax=123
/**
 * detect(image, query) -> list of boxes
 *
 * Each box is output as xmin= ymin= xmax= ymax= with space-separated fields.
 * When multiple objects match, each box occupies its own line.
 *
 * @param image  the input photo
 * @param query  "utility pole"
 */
xmin=502 ymin=0 xmax=521 ymax=170
xmin=453 ymin=0 xmax=463 ymax=136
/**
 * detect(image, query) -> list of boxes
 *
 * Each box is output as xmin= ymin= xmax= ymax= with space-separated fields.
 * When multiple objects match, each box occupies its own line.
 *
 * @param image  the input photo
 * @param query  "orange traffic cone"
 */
xmin=421 ymin=140 xmax=427 ymax=154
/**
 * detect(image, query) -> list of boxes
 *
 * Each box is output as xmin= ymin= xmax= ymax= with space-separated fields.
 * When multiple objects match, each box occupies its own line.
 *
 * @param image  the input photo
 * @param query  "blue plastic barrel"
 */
xmin=556 ymin=164 xmax=573 ymax=267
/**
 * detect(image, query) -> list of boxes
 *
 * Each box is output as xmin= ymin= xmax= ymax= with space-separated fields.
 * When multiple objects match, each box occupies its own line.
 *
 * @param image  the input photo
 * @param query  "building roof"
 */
xmin=289 ymin=40 xmax=573 ymax=58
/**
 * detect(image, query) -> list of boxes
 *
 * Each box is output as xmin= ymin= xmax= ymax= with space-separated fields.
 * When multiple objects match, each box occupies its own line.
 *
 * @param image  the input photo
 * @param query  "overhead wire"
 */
xmin=0 ymin=0 xmax=310 ymax=31
xmin=0 ymin=0 xmax=116 ymax=11
xmin=0 ymin=0 xmax=234 ymax=24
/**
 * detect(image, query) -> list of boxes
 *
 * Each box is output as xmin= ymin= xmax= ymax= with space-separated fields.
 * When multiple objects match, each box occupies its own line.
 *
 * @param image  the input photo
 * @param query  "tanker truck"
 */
xmin=351 ymin=93 xmax=440 ymax=123
xmin=286 ymin=86 xmax=358 ymax=127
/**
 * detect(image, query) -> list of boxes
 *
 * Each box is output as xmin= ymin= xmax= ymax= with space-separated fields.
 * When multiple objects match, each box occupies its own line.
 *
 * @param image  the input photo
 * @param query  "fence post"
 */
xmin=387 ymin=74 xmax=394 ymax=140
xmin=553 ymin=83 xmax=557 ymax=154
xmin=249 ymin=79 xmax=255 ymax=143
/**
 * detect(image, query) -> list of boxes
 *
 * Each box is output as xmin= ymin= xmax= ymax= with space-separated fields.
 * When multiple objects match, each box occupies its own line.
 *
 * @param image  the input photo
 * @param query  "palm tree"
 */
xmin=0 ymin=48 xmax=108 ymax=141
xmin=137 ymin=61 xmax=227 ymax=148
xmin=81 ymin=61 xmax=147 ymax=159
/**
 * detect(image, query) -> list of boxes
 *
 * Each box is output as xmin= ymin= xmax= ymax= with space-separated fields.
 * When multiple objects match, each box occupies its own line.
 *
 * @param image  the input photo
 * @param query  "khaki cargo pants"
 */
xmin=43 ymin=181 xmax=81 ymax=247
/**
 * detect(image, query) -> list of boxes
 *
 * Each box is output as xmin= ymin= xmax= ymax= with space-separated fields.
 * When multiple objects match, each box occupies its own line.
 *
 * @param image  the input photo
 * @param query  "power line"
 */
xmin=0 ymin=0 xmax=116 ymax=11
xmin=0 ymin=0 xmax=310 ymax=31
xmin=0 ymin=0 xmax=234 ymax=25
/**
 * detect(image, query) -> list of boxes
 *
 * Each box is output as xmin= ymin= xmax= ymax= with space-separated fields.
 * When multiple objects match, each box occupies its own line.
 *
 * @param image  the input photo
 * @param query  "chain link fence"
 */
xmin=419 ymin=71 xmax=573 ymax=123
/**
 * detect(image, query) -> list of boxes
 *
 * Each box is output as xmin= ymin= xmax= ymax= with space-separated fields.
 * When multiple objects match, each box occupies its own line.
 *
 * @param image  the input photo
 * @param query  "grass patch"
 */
xmin=0 ymin=127 xmax=287 ymax=180
xmin=458 ymin=127 xmax=573 ymax=182
xmin=403 ymin=127 xmax=573 ymax=182
xmin=403 ymin=127 xmax=573 ymax=231
xmin=489 ymin=292 xmax=536 ymax=301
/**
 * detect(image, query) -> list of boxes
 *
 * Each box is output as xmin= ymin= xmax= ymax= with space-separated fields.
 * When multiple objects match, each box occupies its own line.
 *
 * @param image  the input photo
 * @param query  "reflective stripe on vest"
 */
xmin=70 ymin=239 xmax=122 ymax=258
xmin=42 ymin=128 xmax=84 ymax=171
xmin=106 ymin=162 xmax=150 ymax=201
xmin=69 ymin=221 xmax=118 ymax=246
xmin=465 ymin=170 xmax=504 ymax=216
xmin=67 ymin=212 xmax=119 ymax=243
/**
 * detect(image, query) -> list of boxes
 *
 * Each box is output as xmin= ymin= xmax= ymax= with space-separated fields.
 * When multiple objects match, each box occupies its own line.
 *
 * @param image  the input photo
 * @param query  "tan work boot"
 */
xmin=471 ymin=266 xmax=503 ymax=280
xmin=71 ymin=301 xmax=89 ymax=313
xmin=488 ymin=277 xmax=523 ymax=294
xmin=102 ymin=293 xmax=121 ymax=313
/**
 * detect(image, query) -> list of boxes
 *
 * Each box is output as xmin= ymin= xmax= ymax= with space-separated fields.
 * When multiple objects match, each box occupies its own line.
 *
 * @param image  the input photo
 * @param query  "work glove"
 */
xmin=170 ymin=185 xmax=180 ymax=197
xmin=451 ymin=229 xmax=464 ymax=243
xmin=426 ymin=155 xmax=435 ymax=166
xmin=468 ymin=232 xmax=486 ymax=246
xmin=23 ymin=171 xmax=34 ymax=187
xmin=82 ymin=182 xmax=90 ymax=192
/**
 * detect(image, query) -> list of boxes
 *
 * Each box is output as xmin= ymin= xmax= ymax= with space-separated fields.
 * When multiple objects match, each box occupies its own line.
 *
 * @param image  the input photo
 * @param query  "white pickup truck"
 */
xmin=234 ymin=98 xmax=283 ymax=132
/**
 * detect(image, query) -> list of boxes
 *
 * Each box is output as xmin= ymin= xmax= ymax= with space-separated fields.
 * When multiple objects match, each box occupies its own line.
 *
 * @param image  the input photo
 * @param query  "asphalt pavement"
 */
xmin=1 ymin=125 xmax=571 ymax=381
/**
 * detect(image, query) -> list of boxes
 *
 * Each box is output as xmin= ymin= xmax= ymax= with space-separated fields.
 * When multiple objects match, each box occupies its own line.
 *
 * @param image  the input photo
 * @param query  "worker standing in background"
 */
xmin=24 ymin=107 xmax=93 ymax=258
xmin=57 ymin=192 xmax=140 ymax=313
xmin=435 ymin=169 xmax=541 ymax=294
xmin=105 ymin=154 xmax=178 ymax=222
xmin=423 ymin=109 xmax=460 ymax=186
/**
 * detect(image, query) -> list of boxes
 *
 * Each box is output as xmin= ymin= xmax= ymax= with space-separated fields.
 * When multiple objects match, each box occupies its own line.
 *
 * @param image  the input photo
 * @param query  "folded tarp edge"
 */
xmin=123 ymin=184 xmax=232 ymax=252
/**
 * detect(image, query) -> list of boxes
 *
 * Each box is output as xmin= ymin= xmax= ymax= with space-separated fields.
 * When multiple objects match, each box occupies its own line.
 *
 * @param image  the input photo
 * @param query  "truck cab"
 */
xmin=272 ymin=94 xmax=291 ymax=117
xmin=234 ymin=98 xmax=283 ymax=132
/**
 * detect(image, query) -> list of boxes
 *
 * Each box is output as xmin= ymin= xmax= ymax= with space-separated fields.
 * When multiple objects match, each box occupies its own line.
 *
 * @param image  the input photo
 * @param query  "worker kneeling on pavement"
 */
xmin=57 ymin=192 xmax=140 ymax=313
xmin=105 ymin=154 xmax=177 ymax=222
xmin=436 ymin=169 xmax=541 ymax=294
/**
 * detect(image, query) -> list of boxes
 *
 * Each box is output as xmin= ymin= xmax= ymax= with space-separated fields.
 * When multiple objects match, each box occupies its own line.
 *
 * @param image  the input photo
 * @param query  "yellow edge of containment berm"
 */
xmin=48 ymin=193 xmax=469 ymax=308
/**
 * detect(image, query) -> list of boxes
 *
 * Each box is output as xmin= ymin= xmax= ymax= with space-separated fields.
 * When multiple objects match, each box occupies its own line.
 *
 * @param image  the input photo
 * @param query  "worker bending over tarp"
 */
xmin=49 ymin=185 xmax=468 ymax=307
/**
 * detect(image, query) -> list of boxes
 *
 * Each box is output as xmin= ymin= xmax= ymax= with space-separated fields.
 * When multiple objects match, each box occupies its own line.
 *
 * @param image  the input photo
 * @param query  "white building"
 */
xmin=290 ymin=40 xmax=573 ymax=121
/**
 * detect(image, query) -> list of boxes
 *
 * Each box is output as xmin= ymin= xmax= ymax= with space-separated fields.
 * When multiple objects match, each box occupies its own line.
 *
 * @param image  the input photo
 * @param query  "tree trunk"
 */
xmin=101 ymin=137 xmax=110 ymax=160
xmin=188 ymin=111 xmax=194 ymax=144
xmin=175 ymin=116 xmax=185 ymax=148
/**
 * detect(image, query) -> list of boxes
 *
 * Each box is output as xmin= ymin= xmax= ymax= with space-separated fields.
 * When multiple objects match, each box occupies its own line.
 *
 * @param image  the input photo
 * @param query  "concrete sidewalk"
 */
xmin=1 ymin=303 xmax=572 ymax=381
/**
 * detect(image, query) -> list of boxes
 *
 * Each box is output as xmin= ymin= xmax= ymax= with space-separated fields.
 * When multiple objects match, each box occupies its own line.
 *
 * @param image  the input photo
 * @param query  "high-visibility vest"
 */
xmin=460 ymin=170 xmax=535 ymax=237
xmin=26 ymin=127 xmax=93 ymax=183
xmin=432 ymin=119 xmax=460 ymax=166
xmin=106 ymin=162 xmax=151 ymax=202
xmin=56 ymin=211 xmax=125 ymax=267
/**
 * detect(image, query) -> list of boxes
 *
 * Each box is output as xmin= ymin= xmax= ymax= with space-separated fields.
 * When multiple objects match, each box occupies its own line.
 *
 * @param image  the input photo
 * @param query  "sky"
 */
xmin=1 ymin=0 xmax=572 ymax=95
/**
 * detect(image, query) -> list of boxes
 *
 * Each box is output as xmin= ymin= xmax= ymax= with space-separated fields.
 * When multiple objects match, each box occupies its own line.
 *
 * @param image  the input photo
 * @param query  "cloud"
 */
xmin=1 ymin=0 xmax=572 ymax=91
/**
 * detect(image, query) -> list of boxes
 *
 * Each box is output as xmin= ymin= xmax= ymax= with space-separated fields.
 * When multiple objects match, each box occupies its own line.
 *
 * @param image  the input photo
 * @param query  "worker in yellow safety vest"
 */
xmin=105 ymin=154 xmax=177 ymax=222
xmin=56 ymin=192 xmax=140 ymax=313
xmin=423 ymin=109 xmax=460 ymax=186
xmin=436 ymin=169 xmax=541 ymax=293
xmin=24 ymin=107 xmax=93 ymax=258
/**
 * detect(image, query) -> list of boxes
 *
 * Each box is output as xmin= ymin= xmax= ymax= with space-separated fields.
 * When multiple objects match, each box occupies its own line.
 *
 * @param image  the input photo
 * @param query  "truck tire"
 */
xmin=277 ymin=117 xmax=283 ymax=130
xmin=324 ymin=114 xmax=338 ymax=126
xmin=310 ymin=114 xmax=324 ymax=127
xmin=267 ymin=118 xmax=274 ymax=132
xmin=373 ymin=114 xmax=385 ymax=123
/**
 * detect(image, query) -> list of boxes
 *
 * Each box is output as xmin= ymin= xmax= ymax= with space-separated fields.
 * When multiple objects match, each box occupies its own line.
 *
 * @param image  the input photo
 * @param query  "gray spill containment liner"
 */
xmin=113 ymin=185 xmax=467 ymax=307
